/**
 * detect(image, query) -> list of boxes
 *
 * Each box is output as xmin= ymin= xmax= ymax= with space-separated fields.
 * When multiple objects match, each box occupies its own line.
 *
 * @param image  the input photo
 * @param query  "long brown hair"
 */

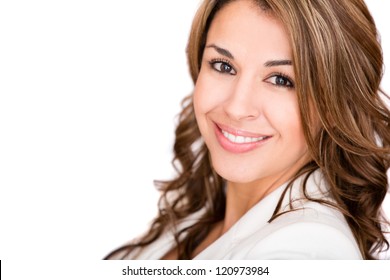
xmin=105 ymin=0 xmax=390 ymax=259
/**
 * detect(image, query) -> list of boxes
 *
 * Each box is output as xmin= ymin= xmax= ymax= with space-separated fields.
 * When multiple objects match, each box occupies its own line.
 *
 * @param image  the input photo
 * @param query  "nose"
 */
xmin=223 ymin=75 xmax=260 ymax=121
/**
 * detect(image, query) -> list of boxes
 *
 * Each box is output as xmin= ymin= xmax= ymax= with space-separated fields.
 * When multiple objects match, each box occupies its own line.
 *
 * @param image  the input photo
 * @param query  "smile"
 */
xmin=221 ymin=130 xmax=269 ymax=143
xmin=214 ymin=123 xmax=272 ymax=153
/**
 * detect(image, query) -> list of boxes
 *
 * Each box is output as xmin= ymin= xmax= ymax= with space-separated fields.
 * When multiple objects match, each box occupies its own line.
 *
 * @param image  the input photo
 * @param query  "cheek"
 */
xmin=194 ymin=62 xmax=238 ymax=106
xmin=193 ymin=73 xmax=211 ymax=137
xmin=193 ymin=77 xmax=206 ymax=116
xmin=193 ymin=71 xmax=223 ymax=119
xmin=266 ymin=94 xmax=306 ymax=143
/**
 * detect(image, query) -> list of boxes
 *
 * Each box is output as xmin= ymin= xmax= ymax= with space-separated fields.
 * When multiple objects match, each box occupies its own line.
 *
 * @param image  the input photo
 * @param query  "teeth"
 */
xmin=222 ymin=130 xmax=267 ymax=143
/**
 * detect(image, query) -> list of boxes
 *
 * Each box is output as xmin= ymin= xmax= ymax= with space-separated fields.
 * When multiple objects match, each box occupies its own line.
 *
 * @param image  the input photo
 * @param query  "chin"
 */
xmin=212 ymin=165 xmax=259 ymax=185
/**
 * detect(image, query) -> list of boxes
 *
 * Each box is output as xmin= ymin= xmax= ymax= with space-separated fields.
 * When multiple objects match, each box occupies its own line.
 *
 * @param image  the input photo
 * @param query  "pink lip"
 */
xmin=216 ymin=123 xmax=269 ymax=138
xmin=214 ymin=123 xmax=272 ymax=154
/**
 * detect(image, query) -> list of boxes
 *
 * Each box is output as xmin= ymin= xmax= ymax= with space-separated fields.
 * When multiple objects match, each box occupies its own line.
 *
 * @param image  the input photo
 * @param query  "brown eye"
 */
xmin=210 ymin=60 xmax=237 ymax=75
xmin=266 ymin=74 xmax=294 ymax=88
xmin=220 ymin=63 xmax=232 ymax=73
xmin=275 ymin=76 xmax=291 ymax=87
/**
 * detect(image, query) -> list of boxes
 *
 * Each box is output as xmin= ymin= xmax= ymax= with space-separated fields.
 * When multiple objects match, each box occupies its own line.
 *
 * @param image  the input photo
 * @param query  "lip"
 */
xmin=216 ymin=123 xmax=269 ymax=138
xmin=214 ymin=122 xmax=272 ymax=153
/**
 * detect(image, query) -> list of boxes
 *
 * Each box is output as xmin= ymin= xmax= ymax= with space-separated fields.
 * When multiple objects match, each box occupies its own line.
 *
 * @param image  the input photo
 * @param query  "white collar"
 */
xmin=132 ymin=169 xmax=329 ymax=259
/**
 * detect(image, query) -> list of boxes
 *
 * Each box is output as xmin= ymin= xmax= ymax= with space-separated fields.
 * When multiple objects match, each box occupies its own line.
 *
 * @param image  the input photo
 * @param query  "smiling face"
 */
xmin=193 ymin=0 xmax=310 ymax=188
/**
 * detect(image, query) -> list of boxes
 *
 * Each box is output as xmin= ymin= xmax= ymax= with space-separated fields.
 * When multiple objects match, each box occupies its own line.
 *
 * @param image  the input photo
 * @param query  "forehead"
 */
xmin=206 ymin=0 xmax=291 ymax=60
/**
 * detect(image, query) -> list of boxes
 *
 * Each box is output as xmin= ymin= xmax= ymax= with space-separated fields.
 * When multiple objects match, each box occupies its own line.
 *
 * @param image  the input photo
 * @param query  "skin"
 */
xmin=163 ymin=0 xmax=312 ymax=259
xmin=192 ymin=0 xmax=311 ymax=253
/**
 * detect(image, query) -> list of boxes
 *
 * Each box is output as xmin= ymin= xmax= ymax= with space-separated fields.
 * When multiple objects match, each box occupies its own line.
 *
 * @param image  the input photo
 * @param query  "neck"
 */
xmin=221 ymin=157 xmax=309 ymax=234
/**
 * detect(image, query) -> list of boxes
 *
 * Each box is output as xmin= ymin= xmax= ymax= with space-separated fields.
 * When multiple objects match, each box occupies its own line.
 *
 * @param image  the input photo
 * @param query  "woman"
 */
xmin=106 ymin=0 xmax=390 ymax=259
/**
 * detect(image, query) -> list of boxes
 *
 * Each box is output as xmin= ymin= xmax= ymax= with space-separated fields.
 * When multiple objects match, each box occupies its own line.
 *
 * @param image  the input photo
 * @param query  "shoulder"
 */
xmin=237 ymin=205 xmax=362 ymax=259
xmin=220 ymin=170 xmax=363 ymax=259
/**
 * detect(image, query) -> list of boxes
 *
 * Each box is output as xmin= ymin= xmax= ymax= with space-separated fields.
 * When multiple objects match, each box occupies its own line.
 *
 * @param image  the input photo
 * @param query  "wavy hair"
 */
xmin=105 ymin=0 xmax=390 ymax=259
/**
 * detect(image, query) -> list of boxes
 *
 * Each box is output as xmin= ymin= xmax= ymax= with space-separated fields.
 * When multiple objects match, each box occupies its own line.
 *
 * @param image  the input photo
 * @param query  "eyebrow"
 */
xmin=206 ymin=44 xmax=292 ymax=67
xmin=205 ymin=44 xmax=234 ymax=59
xmin=264 ymin=60 xmax=292 ymax=67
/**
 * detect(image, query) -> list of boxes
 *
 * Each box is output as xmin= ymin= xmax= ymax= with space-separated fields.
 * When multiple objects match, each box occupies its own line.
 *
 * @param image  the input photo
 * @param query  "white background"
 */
xmin=0 ymin=0 xmax=389 ymax=262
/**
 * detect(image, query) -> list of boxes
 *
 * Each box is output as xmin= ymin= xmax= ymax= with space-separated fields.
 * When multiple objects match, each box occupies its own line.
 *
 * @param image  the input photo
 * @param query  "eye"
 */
xmin=266 ymin=74 xmax=294 ymax=88
xmin=209 ymin=59 xmax=237 ymax=75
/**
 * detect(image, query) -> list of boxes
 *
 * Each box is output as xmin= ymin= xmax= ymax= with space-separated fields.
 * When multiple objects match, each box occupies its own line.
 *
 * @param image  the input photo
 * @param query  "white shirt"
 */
xmin=127 ymin=170 xmax=362 ymax=259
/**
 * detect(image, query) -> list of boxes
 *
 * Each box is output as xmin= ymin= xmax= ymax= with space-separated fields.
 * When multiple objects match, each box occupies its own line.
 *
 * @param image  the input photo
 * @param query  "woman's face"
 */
xmin=193 ymin=0 xmax=310 ymax=186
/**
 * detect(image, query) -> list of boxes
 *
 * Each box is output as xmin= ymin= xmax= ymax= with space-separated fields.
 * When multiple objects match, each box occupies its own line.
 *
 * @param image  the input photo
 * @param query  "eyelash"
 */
xmin=267 ymin=72 xmax=295 ymax=89
xmin=208 ymin=58 xmax=294 ymax=89
xmin=208 ymin=58 xmax=236 ymax=75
